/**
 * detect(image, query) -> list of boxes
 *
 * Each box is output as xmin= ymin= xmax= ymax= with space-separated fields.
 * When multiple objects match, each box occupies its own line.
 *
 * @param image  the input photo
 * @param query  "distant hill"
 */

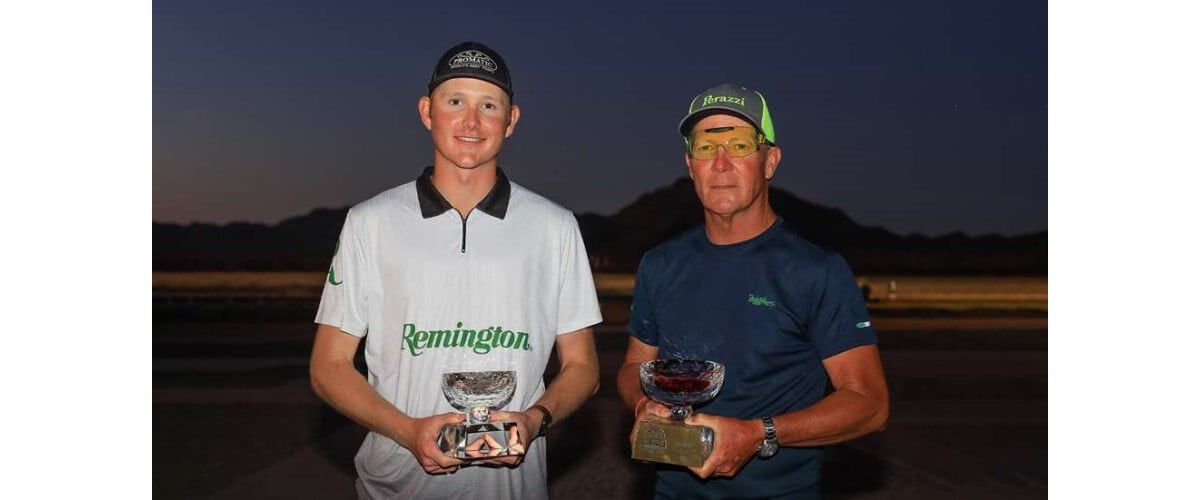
xmin=153 ymin=208 xmax=345 ymax=271
xmin=154 ymin=178 xmax=1046 ymax=274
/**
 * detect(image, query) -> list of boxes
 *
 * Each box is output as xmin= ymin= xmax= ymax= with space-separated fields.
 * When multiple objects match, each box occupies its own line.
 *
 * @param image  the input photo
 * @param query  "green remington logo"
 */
xmin=401 ymin=322 xmax=534 ymax=356
xmin=327 ymin=238 xmax=343 ymax=286
xmin=747 ymin=294 xmax=775 ymax=307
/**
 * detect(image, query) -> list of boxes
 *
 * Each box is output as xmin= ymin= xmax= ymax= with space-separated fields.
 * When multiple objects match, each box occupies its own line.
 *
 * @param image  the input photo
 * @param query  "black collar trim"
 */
xmin=415 ymin=166 xmax=511 ymax=220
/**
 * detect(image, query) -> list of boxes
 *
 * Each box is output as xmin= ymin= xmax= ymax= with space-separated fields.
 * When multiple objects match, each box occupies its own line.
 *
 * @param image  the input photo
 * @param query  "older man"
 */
xmin=310 ymin=41 xmax=602 ymax=499
xmin=617 ymin=83 xmax=889 ymax=499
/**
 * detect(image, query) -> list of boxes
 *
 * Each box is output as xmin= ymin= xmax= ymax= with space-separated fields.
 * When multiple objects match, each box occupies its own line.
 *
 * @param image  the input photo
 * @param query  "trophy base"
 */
xmin=631 ymin=418 xmax=713 ymax=468
xmin=438 ymin=421 xmax=521 ymax=460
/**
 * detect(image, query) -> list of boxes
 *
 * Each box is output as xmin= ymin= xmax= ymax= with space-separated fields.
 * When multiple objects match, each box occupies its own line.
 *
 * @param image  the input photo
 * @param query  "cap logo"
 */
xmin=448 ymin=50 xmax=498 ymax=73
xmin=701 ymin=94 xmax=746 ymax=108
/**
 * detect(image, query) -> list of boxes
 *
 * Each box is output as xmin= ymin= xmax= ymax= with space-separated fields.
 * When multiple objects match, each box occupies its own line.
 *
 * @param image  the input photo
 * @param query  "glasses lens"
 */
xmin=688 ymin=139 xmax=718 ymax=159
xmin=687 ymin=127 xmax=761 ymax=159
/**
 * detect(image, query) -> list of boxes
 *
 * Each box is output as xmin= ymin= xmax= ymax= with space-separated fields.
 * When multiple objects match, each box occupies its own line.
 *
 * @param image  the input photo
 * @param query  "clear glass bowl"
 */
xmin=441 ymin=370 xmax=516 ymax=424
xmin=639 ymin=359 xmax=724 ymax=420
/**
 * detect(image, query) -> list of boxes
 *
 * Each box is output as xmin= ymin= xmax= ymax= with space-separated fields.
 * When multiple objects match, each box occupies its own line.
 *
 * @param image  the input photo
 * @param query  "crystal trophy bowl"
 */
xmin=437 ymin=370 xmax=520 ymax=460
xmin=632 ymin=359 xmax=725 ymax=467
xmin=640 ymin=359 xmax=725 ymax=419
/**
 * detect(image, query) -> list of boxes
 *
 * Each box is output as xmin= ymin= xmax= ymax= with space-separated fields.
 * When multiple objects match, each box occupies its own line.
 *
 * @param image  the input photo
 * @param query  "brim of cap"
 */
xmin=428 ymin=75 xmax=514 ymax=97
xmin=678 ymin=106 xmax=764 ymax=139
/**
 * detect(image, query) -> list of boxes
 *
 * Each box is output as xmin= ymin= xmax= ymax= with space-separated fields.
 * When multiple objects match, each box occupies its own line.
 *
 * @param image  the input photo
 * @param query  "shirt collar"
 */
xmin=415 ymin=166 xmax=511 ymax=220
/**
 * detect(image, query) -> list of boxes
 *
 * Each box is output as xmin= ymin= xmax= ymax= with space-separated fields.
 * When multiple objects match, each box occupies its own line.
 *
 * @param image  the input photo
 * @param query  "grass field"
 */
xmin=153 ymin=271 xmax=326 ymax=297
xmin=154 ymin=271 xmax=1047 ymax=312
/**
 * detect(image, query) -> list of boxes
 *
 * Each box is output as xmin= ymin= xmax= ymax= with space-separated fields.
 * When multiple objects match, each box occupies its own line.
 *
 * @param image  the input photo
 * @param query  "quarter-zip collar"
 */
xmin=416 ymin=166 xmax=511 ymax=220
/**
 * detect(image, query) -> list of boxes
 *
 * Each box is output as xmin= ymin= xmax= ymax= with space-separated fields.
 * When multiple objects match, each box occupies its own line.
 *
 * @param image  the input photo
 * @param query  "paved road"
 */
xmin=153 ymin=319 xmax=1046 ymax=499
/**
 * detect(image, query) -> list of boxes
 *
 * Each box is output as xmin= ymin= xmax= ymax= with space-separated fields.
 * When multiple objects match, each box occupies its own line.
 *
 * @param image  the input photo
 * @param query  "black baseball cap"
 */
xmin=427 ymin=41 xmax=514 ymax=98
xmin=679 ymin=83 xmax=776 ymax=144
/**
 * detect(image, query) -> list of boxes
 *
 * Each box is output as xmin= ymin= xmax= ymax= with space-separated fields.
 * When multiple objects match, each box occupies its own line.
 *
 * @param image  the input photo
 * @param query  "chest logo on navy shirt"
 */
xmin=747 ymin=293 xmax=776 ymax=307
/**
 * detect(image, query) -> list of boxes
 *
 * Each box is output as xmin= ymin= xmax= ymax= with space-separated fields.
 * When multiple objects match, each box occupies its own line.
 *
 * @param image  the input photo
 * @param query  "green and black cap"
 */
xmin=428 ymin=41 xmax=514 ymax=98
xmin=679 ymin=83 xmax=775 ymax=144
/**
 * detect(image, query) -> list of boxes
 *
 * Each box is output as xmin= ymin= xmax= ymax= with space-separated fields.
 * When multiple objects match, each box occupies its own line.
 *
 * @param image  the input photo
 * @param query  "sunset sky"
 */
xmin=154 ymin=0 xmax=1046 ymax=236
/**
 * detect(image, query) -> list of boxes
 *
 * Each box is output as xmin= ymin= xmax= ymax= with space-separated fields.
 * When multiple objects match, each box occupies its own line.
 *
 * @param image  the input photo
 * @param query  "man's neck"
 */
xmin=430 ymin=159 xmax=498 ymax=218
xmin=703 ymin=200 xmax=778 ymax=245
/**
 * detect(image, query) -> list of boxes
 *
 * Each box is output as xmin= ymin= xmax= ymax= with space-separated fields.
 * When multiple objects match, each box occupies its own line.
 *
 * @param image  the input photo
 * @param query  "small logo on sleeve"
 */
xmin=327 ymin=238 xmax=343 ymax=286
xmin=856 ymin=321 xmax=872 ymax=329
xmin=747 ymin=294 xmax=776 ymax=307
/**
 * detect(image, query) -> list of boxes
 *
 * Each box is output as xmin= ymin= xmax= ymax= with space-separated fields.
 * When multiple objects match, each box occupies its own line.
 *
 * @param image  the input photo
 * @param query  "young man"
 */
xmin=309 ymin=41 xmax=602 ymax=499
xmin=616 ymin=84 xmax=889 ymax=499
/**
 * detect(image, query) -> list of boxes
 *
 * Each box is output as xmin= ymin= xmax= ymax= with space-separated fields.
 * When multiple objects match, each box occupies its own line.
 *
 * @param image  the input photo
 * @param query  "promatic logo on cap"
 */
xmin=448 ymin=50 xmax=498 ymax=73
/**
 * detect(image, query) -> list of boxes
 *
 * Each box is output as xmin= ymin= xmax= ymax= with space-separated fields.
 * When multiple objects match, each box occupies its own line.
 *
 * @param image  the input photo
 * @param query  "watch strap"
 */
xmin=757 ymin=416 xmax=779 ymax=458
xmin=762 ymin=416 xmax=776 ymax=440
xmin=530 ymin=404 xmax=553 ymax=437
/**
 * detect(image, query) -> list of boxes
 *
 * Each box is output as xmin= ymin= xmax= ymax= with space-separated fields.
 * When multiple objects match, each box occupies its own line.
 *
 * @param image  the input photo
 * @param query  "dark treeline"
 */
xmin=154 ymin=178 xmax=1046 ymax=275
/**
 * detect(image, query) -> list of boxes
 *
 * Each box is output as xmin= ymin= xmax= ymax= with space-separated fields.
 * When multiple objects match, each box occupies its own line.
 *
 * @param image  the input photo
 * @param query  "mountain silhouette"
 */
xmin=154 ymin=178 xmax=1045 ymax=274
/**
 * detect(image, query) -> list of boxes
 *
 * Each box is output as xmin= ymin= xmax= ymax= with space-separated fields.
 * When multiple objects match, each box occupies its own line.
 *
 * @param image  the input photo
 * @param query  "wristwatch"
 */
xmin=757 ymin=416 xmax=779 ymax=458
xmin=530 ymin=404 xmax=553 ymax=437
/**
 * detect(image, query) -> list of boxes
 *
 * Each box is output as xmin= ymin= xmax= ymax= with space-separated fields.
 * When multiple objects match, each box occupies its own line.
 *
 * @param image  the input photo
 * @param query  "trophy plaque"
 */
xmin=631 ymin=359 xmax=725 ymax=468
xmin=436 ymin=370 xmax=522 ymax=460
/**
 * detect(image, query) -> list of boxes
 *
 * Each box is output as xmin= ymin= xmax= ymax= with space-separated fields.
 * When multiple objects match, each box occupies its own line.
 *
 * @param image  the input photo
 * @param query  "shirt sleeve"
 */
xmin=555 ymin=214 xmax=603 ymax=335
xmin=314 ymin=210 xmax=369 ymax=337
xmin=627 ymin=253 xmax=659 ymax=346
xmin=809 ymin=253 xmax=877 ymax=359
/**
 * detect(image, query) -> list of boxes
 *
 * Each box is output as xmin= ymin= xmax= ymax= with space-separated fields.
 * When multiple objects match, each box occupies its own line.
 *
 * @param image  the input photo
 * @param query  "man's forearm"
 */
xmin=310 ymin=360 xmax=414 ymax=446
xmin=532 ymin=359 xmax=599 ymax=422
xmin=773 ymin=387 xmax=888 ymax=447
xmin=616 ymin=362 xmax=645 ymax=411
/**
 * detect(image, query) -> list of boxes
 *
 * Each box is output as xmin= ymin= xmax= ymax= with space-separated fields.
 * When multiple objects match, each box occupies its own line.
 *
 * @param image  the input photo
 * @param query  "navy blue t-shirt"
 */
xmin=628 ymin=218 xmax=878 ymax=500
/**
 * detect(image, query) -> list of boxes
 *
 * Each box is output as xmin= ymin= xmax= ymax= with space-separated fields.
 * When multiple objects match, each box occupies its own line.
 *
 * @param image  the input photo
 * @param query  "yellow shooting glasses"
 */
xmin=686 ymin=126 xmax=768 ymax=160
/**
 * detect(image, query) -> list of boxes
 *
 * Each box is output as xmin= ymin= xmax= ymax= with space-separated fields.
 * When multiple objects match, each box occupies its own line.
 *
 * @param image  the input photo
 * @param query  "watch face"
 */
xmin=759 ymin=440 xmax=779 ymax=458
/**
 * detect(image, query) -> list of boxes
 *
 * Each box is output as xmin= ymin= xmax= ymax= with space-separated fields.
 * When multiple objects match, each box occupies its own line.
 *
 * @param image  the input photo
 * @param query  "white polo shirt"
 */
xmin=315 ymin=166 xmax=602 ymax=500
